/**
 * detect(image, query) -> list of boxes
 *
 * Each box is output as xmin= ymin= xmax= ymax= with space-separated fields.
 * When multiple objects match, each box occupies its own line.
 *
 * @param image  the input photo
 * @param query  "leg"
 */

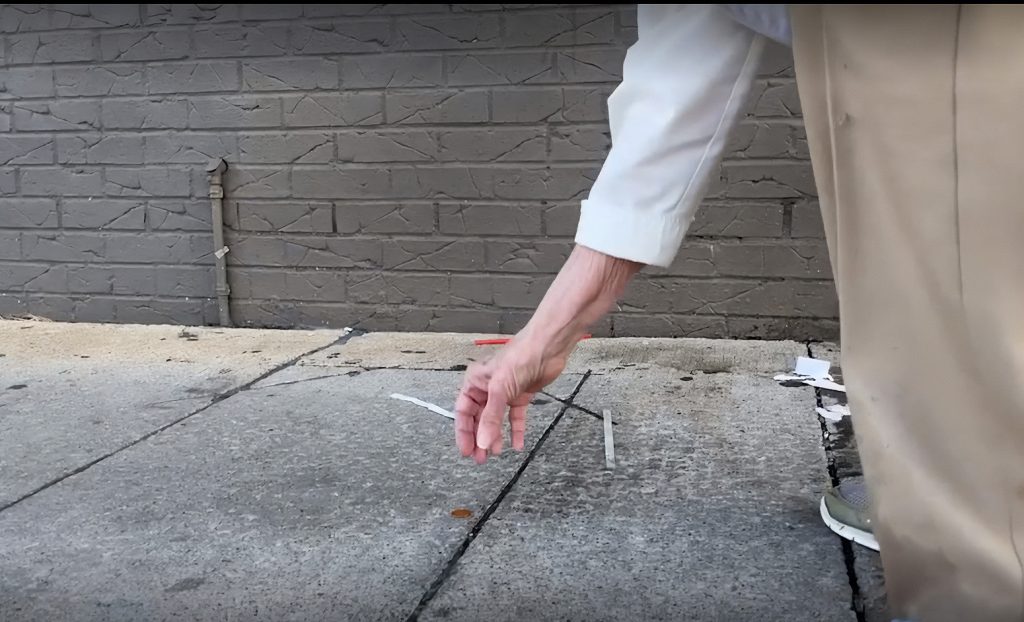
xmin=791 ymin=6 xmax=1024 ymax=620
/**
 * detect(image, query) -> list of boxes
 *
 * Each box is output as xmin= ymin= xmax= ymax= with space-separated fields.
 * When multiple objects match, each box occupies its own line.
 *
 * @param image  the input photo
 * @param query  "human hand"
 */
xmin=454 ymin=333 xmax=569 ymax=464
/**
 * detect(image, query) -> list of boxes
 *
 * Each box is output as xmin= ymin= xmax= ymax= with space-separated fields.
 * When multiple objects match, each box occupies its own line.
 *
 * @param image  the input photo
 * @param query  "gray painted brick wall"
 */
xmin=0 ymin=4 xmax=837 ymax=339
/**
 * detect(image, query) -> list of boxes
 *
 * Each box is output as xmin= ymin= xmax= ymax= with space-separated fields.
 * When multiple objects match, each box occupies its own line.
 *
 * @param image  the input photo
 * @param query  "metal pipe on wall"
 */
xmin=206 ymin=158 xmax=233 ymax=327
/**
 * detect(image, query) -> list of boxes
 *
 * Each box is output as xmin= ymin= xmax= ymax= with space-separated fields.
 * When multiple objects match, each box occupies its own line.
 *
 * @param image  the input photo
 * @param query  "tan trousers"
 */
xmin=790 ymin=5 xmax=1024 ymax=621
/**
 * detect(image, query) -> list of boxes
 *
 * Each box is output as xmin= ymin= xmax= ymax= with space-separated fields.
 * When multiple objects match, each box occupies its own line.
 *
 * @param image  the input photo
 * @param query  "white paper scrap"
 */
xmin=803 ymin=378 xmax=846 ymax=392
xmin=390 ymin=393 xmax=455 ymax=420
xmin=794 ymin=356 xmax=831 ymax=379
xmin=603 ymin=409 xmax=616 ymax=469
xmin=816 ymin=404 xmax=851 ymax=422
xmin=214 ymin=246 xmax=230 ymax=259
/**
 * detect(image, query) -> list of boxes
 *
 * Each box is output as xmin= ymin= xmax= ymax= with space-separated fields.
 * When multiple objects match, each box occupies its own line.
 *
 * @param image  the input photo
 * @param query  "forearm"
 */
xmin=518 ymin=245 xmax=641 ymax=356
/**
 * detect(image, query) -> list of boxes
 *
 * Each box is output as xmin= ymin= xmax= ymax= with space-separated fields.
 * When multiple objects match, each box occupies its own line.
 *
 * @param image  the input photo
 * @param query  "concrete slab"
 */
xmin=0 ymin=367 xmax=569 ymax=622
xmin=0 ymin=320 xmax=343 ymax=507
xmin=296 ymin=332 xmax=583 ymax=400
xmin=421 ymin=367 xmax=855 ymax=621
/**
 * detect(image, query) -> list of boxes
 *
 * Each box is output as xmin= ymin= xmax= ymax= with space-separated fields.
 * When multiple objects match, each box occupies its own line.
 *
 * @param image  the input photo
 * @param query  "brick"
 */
xmin=334 ymin=203 xmax=434 ymax=234
xmin=726 ymin=317 xmax=839 ymax=341
xmin=622 ymin=278 xmax=837 ymax=317
xmin=0 ymin=263 xmax=67 ymax=291
xmin=225 ymin=166 xmax=290 ymax=198
xmin=0 ymin=67 xmax=56 ymax=98
xmin=289 ymin=20 xmax=392 ymax=54
xmin=236 ymin=202 xmax=334 ymax=232
xmin=21 ymin=233 xmax=104 ymax=262
xmin=0 ymin=169 xmax=15 ymax=194
xmin=0 ymin=231 xmax=20 ymax=259
xmin=67 ymin=265 xmax=147 ymax=294
xmin=238 ymin=133 xmax=333 ymax=164
xmin=195 ymin=24 xmax=288 ymax=58
xmin=0 ymin=136 xmax=54 ymax=165
xmin=689 ymin=203 xmax=785 ymax=238
xmin=758 ymin=41 xmax=795 ymax=78
xmin=147 ymin=62 xmax=240 ymax=95
xmin=485 ymin=239 xmax=571 ymax=272
xmin=231 ymin=268 xmax=345 ymax=301
xmin=609 ymin=313 xmax=728 ymax=339
xmin=347 ymin=272 xmax=448 ymax=306
xmin=105 ymin=232 xmax=213 ymax=264
xmin=7 ymin=32 xmax=95 ymax=64
xmin=0 ymin=198 xmax=58 ymax=227
xmin=62 ymin=199 xmax=146 ymax=229
xmin=792 ymin=201 xmax=826 ymax=238
xmin=450 ymin=273 xmax=552 ymax=309
xmin=189 ymin=97 xmax=281 ymax=129
xmin=745 ymin=80 xmax=801 ymax=117
xmin=240 ymin=4 xmax=302 ymax=20
xmin=438 ymin=204 xmax=542 ymax=236
xmin=228 ymin=235 xmax=382 ymax=268
xmin=242 ymin=59 xmax=339 ymax=91
xmin=505 ymin=8 xmax=617 ymax=47
xmin=144 ymin=4 xmax=239 ymax=25
xmin=502 ymin=11 xmax=575 ymax=47
xmin=391 ymin=167 xmax=491 ymax=199
xmin=382 ymin=239 xmax=486 ymax=271
xmin=0 ymin=103 xmax=11 ymax=132
xmin=550 ymin=127 xmax=610 ymax=160
xmin=447 ymin=52 xmax=558 ymax=86
xmin=104 ymin=167 xmax=191 ymax=197
xmin=556 ymin=49 xmax=624 ymax=83
xmin=542 ymin=202 xmax=578 ymax=236
xmin=25 ymin=294 xmax=75 ymax=321
xmin=713 ymin=162 xmax=816 ymax=199
xmin=337 ymin=130 xmax=437 ymax=163
xmin=57 ymin=135 xmax=143 ymax=165
xmin=340 ymin=55 xmax=444 ymax=89
xmin=491 ymin=87 xmax=562 ymax=122
xmin=492 ymin=167 xmax=595 ymax=201
xmin=726 ymin=121 xmax=808 ymax=160
xmin=393 ymin=15 xmax=500 ymax=50
xmin=438 ymin=128 xmax=545 ymax=161
xmin=294 ymin=167 xmax=390 ymax=199
xmin=50 ymin=4 xmax=141 ymax=29
xmin=56 ymin=65 xmax=146 ymax=97
xmin=283 ymin=93 xmax=383 ymax=127
xmin=0 ymin=5 xmax=51 ymax=33
xmin=144 ymin=133 xmax=238 ymax=164
xmin=22 ymin=168 xmax=103 ymax=197
xmin=149 ymin=200 xmax=211 ymax=231
xmin=103 ymin=99 xmax=188 ymax=129
xmin=562 ymin=86 xmax=613 ymax=121
xmin=386 ymin=90 xmax=487 ymax=124
xmin=101 ymin=30 xmax=188 ymax=62
xmin=157 ymin=266 xmax=214 ymax=298
xmin=661 ymin=241 xmax=832 ymax=279
xmin=13 ymin=101 xmax=100 ymax=132
xmin=114 ymin=298 xmax=218 ymax=326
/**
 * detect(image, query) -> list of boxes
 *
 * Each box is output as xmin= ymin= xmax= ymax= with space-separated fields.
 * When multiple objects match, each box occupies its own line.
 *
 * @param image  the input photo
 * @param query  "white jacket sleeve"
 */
xmin=574 ymin=4 xmax=765 ymax=267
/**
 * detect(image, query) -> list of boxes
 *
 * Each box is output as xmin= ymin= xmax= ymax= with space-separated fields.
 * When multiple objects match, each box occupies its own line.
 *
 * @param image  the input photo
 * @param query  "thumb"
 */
xmin=476 ymin=380 xmax=508 ymax=453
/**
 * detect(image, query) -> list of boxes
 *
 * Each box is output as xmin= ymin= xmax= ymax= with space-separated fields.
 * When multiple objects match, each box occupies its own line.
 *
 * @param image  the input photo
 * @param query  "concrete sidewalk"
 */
xmin=0 ymin=320 xmax=884 ymax=621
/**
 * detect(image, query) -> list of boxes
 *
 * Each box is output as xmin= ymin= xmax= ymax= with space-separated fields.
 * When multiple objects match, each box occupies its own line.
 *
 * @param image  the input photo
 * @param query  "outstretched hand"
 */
xmin=454 ymin=335 xmax=569 ymax=464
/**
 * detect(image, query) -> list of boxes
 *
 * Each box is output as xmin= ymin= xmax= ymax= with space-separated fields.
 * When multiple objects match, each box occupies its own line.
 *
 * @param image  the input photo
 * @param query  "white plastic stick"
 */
xmin=390 ymin=393 xmax=455 ymax=420
xmin=603 ymin=409 xmax=616 ymax=469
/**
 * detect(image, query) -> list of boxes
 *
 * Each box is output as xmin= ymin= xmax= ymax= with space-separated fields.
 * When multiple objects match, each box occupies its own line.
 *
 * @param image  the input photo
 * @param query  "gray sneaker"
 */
xmin=820 ymin=476 xmax=880 ymax=552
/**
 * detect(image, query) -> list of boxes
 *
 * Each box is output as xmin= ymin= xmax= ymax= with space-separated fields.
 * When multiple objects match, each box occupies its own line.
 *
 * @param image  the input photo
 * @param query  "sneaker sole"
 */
xmin=819 ymin=497 xmax=881 ymax=552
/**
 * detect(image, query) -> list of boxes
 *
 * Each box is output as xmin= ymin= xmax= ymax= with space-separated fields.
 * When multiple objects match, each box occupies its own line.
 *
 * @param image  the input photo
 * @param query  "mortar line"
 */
xmin=0 ymin=329 xmax=364 ymax=516
xmin=405 ymin=370 xmax=593 ymax=622
xmin=807 ymin=341 xmax=866 ymax=622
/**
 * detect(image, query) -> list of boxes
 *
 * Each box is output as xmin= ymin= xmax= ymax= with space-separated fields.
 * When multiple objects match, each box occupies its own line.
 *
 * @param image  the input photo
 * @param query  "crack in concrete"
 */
xmin=404 ymin=370 xmax=592 ymax=622
xmin=807 ymin=342 xmax=867 ymax=622
xmin=0 ymin=330 xmax=362 ymax=516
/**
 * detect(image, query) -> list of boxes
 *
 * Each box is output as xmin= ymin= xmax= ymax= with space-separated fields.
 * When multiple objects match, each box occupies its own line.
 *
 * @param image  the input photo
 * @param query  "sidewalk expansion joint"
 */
xmin=405 ymin=370 xmax=593 ymax=622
